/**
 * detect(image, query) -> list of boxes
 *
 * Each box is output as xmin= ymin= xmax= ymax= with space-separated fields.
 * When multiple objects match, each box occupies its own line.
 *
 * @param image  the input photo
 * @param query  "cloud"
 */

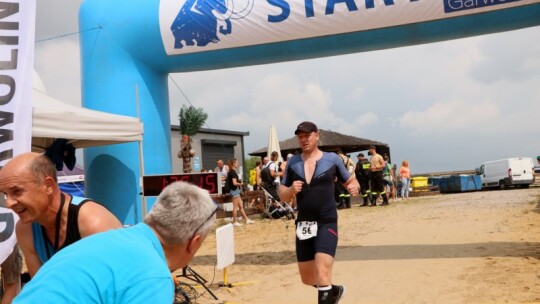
xmin=345 ymin=86 xmax=366 ymax=102
xmin=470 ymin=27 xmax=540 ymax=84
xmin=398 ymin=99 xmax=500 ymax=135
xmin=354 ymin=112 xmax=378 ymax=126
xmin=208 ymin=72 xmax=384 ymax=154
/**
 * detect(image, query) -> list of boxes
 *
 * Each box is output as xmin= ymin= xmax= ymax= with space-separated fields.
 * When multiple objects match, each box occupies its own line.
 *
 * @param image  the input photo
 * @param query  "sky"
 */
xmin=34 ymin=1 xmax=540 ymax=174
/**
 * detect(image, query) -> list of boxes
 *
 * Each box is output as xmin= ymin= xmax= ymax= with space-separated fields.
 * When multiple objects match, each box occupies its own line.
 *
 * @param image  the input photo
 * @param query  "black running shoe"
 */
xmin=332 ymin=285 xmax=346 ymax=303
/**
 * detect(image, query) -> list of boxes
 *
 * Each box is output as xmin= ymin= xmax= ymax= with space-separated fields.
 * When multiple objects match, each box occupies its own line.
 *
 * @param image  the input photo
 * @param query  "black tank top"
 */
xmin=33 ymin=195 xmax=91 ymax=263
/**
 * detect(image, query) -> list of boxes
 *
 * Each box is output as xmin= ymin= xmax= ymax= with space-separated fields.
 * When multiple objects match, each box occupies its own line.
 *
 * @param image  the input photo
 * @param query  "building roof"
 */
xmin=171 ymin=125 xmax=250 ymax=136
xmin=249 ymin=129 xmax=388 ymax=157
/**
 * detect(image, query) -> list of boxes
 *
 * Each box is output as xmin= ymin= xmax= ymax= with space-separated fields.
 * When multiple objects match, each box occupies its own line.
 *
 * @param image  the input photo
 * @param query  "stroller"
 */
xmin=259 ymin=183 xmax=295 ymax=220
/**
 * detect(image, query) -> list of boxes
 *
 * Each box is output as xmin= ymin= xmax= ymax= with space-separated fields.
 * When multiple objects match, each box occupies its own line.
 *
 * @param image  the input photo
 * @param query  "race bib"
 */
xmin=296 ymin=221 xmax=317 ymax=240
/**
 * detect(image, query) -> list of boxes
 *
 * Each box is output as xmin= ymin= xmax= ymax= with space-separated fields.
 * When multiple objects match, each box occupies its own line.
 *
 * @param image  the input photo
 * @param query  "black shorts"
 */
xmin=296 ymin=222 xmax=338 ymax=262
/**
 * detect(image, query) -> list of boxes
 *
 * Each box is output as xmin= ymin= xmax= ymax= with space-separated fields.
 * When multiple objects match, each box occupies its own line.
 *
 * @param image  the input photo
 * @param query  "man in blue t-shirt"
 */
xmin=280 ymin=121 xmax=359 ymax=304
xmin=13 ymin=181 xmax=217 ymax=304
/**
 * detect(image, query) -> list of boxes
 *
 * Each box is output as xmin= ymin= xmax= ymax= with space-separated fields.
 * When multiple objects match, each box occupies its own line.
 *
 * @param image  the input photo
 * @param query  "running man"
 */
xmin=279 ymin=121 xmax=359 ymax=304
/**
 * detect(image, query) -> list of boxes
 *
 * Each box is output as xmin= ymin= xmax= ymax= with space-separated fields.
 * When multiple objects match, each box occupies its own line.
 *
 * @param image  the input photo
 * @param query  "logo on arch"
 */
xmin=169 ymin=0 xmax=255 ymax=49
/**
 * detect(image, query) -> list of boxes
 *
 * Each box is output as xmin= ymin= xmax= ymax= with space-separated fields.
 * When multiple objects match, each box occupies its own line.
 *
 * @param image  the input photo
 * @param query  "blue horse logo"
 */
xmin=170 ymin=0 xmax=254 ymax=49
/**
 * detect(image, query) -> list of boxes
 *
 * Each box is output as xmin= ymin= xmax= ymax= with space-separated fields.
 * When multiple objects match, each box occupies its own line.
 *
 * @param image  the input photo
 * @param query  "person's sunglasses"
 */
xmin=192 ymin=202 xmax=219 ymax=238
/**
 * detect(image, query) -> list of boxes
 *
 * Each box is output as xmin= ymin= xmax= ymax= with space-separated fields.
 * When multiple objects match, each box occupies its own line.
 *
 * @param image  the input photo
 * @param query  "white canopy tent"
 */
xmin=30 ymin=71 xmax=146 ymax=216
xmin=31 ymin=88 xmax=143 ymax=152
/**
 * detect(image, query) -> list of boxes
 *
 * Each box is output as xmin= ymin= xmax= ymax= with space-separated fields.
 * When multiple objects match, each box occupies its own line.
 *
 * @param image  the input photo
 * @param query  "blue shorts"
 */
xmin=229 ymin=189 xmax=241 ymax=197
xmin=296 ymin=222 xmax=338 ymax=262
xmin=383 ymin=176 xmax=394 ymax=187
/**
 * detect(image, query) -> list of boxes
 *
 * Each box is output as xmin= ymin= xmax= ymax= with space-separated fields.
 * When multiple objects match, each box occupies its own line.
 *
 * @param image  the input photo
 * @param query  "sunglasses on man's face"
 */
xmin=192 ymin=203 xmax=219 ymax=238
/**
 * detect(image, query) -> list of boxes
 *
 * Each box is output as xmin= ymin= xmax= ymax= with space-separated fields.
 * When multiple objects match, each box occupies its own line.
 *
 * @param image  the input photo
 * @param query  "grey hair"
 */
xmin=30 ymin=154 xmax=58 ymax=184
xmin=143 ymin=181 xmax=216 ymax=245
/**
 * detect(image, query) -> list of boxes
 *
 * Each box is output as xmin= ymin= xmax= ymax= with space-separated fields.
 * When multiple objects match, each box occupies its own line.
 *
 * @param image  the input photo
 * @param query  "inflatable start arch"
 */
xmin=79 ymin=0 xmax=540 ymax=224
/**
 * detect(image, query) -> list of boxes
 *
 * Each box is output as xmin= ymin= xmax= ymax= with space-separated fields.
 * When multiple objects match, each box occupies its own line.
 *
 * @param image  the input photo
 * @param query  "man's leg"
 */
xmin=314 ymin=253 xmax=333 ymax=286
xmin=373 ymin=172 xmax=389 ymax=206
xmin=298 ymin=260 xmax=317 ymax=286
xmin=368 ymin=179 xmax=377 ymax=206
xmin=314 ymin=253 xmax=345 ymax=303
xmin=359 ymin=179 xmax=369 ymax=206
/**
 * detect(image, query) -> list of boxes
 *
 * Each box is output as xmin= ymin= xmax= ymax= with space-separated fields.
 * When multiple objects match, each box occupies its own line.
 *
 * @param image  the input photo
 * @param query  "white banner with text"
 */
xmin=160 ymin=0 xmax=539 ymax=55
xmin=0 ymin=0 xmax=36 ymax=166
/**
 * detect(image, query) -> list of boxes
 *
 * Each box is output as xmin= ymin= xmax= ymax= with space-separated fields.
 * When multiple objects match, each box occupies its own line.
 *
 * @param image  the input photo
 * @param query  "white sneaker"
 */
xmin=233 ymin=222 xmax=243 ymax=227
xmin=246 ymin=219 xmax=255 ymax=225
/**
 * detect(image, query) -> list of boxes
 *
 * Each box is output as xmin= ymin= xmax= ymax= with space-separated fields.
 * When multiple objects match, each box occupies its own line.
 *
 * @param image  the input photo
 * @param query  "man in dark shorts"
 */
xmin=355 ymin=153 xmax=372 ymax=206
xmin=280 ymin=121 xmax=359 ymax=304
xmin=369 ymin=145 xmax=389 ymax=206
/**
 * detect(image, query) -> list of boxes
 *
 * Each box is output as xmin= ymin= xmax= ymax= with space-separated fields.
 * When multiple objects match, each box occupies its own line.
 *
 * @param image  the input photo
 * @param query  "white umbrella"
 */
xmin=267 ymin=125 xmax=282 ymax=162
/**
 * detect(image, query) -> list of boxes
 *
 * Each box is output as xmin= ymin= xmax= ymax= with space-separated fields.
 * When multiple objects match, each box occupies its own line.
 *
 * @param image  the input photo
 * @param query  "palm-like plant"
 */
xmin=178 ymin=105 xmax=208 ymax=173
xmin=179 ymin=105 xmax=208 ymax=137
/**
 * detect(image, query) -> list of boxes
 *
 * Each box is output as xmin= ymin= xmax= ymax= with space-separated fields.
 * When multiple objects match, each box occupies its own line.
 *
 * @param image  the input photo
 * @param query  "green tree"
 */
xmin=245 ymin=156 xmax=261 ymax=172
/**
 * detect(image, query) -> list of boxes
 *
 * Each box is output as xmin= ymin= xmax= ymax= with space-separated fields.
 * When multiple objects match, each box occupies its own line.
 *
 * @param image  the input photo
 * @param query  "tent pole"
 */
xmin=135 ymin=85 xmax=147 ymax=219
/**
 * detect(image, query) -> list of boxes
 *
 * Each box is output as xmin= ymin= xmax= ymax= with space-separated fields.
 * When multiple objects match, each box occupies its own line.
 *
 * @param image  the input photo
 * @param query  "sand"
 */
xmin=177 ymin=188 xmax=540 ymax=304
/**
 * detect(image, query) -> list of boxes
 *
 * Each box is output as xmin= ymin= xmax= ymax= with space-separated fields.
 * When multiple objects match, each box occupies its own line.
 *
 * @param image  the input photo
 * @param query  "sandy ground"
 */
xmin=176 ymin=187 xmax=540 ymax=304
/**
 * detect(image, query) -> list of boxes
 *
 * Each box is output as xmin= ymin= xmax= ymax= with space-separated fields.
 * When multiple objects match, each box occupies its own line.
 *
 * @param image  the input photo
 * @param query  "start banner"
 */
xmin=0 ymin=0 xmax=36 ymax=166
xmin=160 ymin=0 xmax=539 ymax=55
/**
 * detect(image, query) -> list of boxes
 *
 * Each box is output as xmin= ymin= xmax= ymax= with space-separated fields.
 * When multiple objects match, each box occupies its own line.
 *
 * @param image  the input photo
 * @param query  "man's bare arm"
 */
xmin=343 ymin=175 xmax=360 ymax=196
xmin=78 ymin=202 xmax=123 ymax=237
xmin=16 ymin=222 xmax=42 ymax=277
xmin=279 ymin=180 xmax=303 ymax=203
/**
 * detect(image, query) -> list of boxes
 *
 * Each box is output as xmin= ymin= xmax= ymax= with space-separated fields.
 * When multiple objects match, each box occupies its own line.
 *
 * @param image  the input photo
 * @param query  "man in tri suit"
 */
xmin=280 ymin=121 xmax=359 ymax=304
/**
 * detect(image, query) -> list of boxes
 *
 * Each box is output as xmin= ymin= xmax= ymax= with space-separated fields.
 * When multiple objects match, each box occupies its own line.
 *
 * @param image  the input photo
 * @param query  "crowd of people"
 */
xmin=350 ymin=147 xmax=412 ymax=207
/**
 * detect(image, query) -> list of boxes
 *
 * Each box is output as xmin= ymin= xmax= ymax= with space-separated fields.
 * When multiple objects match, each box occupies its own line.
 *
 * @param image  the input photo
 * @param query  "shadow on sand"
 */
xmin=533 ymin=200 xmax=540 ymax=214
xmin=190 ymin=241 xmax=540 ymax=266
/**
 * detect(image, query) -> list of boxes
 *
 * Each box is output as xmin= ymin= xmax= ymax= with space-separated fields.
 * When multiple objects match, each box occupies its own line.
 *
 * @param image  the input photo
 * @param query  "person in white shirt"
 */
xmin=215 ymin=159 xmax=229 ymax=194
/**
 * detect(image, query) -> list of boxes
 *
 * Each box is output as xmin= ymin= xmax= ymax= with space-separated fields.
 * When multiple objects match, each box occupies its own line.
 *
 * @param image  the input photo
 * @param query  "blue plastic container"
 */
xmin=428 ymin=177 xmax=444 ymax=187
xmin=439 ymin=175 xmax=481 ymax=193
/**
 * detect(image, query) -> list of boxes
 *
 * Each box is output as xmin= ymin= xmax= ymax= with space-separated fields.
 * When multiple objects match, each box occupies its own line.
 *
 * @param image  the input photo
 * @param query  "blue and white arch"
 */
xmin=79 ymin=0 xmax=540 ymax=224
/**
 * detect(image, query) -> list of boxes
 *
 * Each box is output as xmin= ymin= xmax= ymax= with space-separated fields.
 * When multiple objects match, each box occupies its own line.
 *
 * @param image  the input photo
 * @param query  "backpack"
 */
xmin=260 ymin=162 xmax=274 ymax=184
xmin=248 ymin=169 xmax=257 ymax=186
xmin=382 ymin=162 xmax=391 ymax=176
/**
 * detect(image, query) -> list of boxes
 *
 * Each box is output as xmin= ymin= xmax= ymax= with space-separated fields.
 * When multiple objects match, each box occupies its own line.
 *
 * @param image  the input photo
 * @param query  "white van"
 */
xmin=477 ymin=157 xmax=535 ymax=189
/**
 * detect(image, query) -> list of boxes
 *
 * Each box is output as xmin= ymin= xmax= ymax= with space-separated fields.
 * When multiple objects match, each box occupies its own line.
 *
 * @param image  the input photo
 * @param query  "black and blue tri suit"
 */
xmin=282 ymin=152 xmax=351 ymax=262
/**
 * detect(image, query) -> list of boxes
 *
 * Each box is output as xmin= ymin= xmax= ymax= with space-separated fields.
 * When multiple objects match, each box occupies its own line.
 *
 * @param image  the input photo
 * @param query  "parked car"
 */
xmin=476 ymin=157 xmax=535 ymax=190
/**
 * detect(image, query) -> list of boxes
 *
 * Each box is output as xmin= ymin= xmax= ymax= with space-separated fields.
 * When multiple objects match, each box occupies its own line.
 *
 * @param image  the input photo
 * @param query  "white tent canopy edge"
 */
xmin=31 ymin=88 xmax=143 ymax=152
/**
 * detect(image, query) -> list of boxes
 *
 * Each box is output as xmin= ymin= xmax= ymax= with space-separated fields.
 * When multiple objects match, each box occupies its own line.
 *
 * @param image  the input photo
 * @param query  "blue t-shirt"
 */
xmin=282 ymin=152 xmax=351 ymax=221
xmin=15 ymin=223 xmax=174 ymax=304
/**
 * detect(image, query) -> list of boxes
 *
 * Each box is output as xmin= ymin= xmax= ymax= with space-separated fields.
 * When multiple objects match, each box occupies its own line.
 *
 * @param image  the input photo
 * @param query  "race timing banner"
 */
xmin=0 ymin=0 xmax=36 ymax=166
